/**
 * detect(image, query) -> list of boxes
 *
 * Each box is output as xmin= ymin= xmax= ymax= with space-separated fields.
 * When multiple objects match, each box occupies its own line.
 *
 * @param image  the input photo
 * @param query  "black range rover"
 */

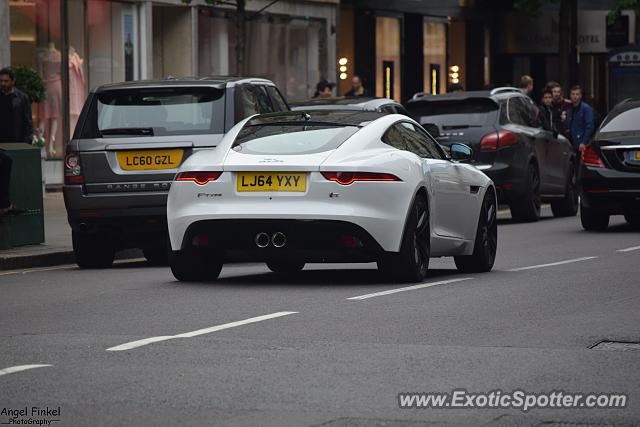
xmin=406 ymin=88 xmax=578 ymax=222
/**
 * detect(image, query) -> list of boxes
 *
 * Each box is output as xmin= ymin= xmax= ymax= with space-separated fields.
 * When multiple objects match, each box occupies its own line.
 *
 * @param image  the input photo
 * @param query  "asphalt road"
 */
xmin=1 ymin=208 xmax=639 ymax=426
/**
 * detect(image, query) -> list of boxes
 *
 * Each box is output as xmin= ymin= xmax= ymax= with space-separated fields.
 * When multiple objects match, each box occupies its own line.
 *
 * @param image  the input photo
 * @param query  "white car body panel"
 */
xmin=167 ymin=114 xmax=493 ymax=259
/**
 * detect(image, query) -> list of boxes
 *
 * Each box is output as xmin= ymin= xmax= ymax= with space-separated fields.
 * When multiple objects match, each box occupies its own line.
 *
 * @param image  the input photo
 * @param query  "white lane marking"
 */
xmin=507 ymin=256 xmax=597 ymax=272
xmin=617 ymin=245 xmax=640 ymax=253
xmin=347 ymin=277 xmax=473 ymax=301
xmin=107 ymin=311 xmax=298 ymax=351
xmin=0 ymin=364 xmax=52 ymax=377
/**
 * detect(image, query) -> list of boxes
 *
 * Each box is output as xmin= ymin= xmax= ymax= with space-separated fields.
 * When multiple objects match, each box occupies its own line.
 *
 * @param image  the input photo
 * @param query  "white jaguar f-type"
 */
xmin=167 ymin=110 xmax=496 ymax=282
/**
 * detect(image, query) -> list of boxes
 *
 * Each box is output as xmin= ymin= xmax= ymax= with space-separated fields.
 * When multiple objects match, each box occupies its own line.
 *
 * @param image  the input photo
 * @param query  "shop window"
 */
xmin=375 ymin=16 xmax=401 ymax=101
xmin=423 ymin=21 xmax=446 ymax=95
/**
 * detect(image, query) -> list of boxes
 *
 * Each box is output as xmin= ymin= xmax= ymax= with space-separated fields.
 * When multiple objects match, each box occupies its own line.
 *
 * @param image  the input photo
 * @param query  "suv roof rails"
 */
xmin=490 ymin=87 xmax=523 ymax=96
xmin=411 ymin=92 xmax=427 ymax=100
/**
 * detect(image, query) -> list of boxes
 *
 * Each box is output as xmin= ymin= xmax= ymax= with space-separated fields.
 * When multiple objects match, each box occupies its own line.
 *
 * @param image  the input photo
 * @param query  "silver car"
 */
xmin=64 ymin=77 xmax=289 ymax=268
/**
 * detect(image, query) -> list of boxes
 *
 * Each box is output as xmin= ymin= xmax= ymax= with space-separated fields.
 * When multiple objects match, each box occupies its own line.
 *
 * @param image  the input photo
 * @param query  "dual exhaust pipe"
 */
xmin=255 ymin=232 xmax=287 ymax=248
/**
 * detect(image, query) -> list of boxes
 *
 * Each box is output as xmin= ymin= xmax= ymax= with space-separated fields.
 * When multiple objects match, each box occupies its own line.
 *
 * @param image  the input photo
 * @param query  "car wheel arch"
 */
xmin=397 ymin=186 xmax=430 ymax=253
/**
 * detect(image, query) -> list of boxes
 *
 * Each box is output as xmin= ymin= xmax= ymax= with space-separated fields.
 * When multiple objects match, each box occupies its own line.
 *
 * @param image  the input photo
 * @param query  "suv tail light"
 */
xmin=175 ymin=171 xmax=222 ymax=185
xmin=480 ymin=130 xmax=519 ymax=151
xmin=321 ymin=172 xmax=401 ymax=185
xmin=64 ymin=153 xmax=84 ymax=184
xmin=581 ymin=145 xmax=605 ymax=168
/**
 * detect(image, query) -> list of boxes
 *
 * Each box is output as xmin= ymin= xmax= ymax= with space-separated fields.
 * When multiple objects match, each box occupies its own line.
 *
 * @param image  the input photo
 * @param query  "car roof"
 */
xmin=291 ymin=97 xmax=400 ymax=110
xmin=94 ymin=76 xmax=275 ymax=92
xmin=244 ymin=110 xmax=387 ymax=127
xmin=407 ymin=87 xmax=524 ymax=104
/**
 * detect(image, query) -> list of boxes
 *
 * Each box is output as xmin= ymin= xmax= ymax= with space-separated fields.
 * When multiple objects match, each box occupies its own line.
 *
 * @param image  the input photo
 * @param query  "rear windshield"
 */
xmin=77 ymin=87 xmax=225 ymax=138
xmin=233 ymin=124 xmax=359 ymax=155
xmin=406 ymin=98 xmax=498 ymax=128
xmin=599 ymin=107 xmax=640 ymax=133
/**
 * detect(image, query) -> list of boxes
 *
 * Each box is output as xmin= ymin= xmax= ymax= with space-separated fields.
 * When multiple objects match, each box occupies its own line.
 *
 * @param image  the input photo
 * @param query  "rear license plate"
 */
xmin=237 ymin=172 xmax=307 ymax=192
xmin=634 ymin=150 xmax=640 ymax=161
xmin=117 ymin=149 xmax=184 ymax=171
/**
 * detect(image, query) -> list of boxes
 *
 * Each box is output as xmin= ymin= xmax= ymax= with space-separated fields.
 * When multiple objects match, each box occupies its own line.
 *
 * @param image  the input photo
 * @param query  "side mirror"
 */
xmin=450 ymin=143 xmax=473 ymax=161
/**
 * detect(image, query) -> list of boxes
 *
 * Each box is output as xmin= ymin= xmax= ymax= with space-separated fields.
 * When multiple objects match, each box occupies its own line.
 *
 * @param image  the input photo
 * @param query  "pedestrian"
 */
xmin=0 ymin=66 xmax=31 ymax=215
xmin=519 ymin=75 xmax=534 ymax=98
xmin=538 ymin=89 xmax=556 ymax=133
xmin=312 ymin=80 xmax=335 ymax=99
xmin=345 ymin=75 xmax=368 ymax=97
xmin=566 ymin=85 xmax=595 ymax=153
xmin=547 ymin=81 xmax=571 ymax=137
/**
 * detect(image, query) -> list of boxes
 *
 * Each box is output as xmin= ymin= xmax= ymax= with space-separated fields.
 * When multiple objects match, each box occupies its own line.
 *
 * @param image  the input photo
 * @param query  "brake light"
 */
xmin=480 ymin=131 xmax=518 ymax=151
xmin=175 ymin=171 xmax=222 ymax=185
xmin=321 ymin=172 xmax=401 ymax=185
xmin=64 ymin=153 xmax=84 ymax=185
xmin=581 ymin=145 xmax=605 ymax=168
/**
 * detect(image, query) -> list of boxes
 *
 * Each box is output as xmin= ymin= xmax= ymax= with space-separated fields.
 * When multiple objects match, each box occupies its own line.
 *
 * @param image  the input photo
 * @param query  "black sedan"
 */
xmin=579 ymin=98 xmax=640 ymax=231
xmin=406 ymin=88 xmax=578 ymax=222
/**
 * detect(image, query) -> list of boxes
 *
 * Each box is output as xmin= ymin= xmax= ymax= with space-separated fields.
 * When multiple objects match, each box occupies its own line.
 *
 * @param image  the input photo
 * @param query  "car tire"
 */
xmin=143 ymin=240 xmax=169 ymax=266
xmin=580 ymin=202 xmax=609 ymax=231
xmin=72 ymin=230 xmax=115 ymax=269
xmin=509 ymin=163 xmax=541 ymax=222
xmin=550 ymin=162 xmax=578 ymax=217
xmin=169 ymin=246 xmax=222 ymax=282
xmin=377 ymin=193 xmax=430 ymax=283
xmin=266 ymin=260 xmax=305 ymax=274
xmin=454 ymin=189 xmax=497 ymax=273
xmin=624 ymin=213 xmax=640 ymax=226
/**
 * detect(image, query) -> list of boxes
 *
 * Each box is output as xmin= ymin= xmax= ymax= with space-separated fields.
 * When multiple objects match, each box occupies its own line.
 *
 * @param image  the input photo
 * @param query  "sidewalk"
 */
xmin=0 ymin=192 xmax=140 ymax=270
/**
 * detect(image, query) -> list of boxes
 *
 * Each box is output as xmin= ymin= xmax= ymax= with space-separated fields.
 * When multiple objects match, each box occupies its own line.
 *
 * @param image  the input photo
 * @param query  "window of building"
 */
xmin=423 ymin=20 xmax=447 ymax=95
xmin=375 ymin=16 xmax=401 ymax=101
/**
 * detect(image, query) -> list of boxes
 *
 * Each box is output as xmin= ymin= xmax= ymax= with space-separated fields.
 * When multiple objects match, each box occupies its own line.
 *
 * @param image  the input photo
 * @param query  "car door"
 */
xmin=508 ymin=96 xmax=553 ymax=193
xmin=396 ymin=122 xmax=474 ymax=240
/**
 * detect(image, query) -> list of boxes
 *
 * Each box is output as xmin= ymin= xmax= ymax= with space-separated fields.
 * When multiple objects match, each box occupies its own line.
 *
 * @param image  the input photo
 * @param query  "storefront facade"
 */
xmin=2 ymin=0 xmax=337 ymax=187
xmin=337 ymin=0 xmax=493 ymax=102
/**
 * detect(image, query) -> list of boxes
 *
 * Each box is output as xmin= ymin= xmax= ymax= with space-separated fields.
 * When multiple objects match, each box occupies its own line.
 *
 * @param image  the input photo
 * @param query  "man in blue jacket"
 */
xmin=567 ymin=85 xmax=594 ymax=153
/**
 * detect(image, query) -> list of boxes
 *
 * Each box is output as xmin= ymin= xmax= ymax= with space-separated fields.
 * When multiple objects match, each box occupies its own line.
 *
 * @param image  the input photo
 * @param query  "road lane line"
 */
xmin=507 ymin=256 xmax=597 ymax=272
xmin=0 ymin=364 xmax=52 ymax=377
xmin=107 ymin=311 xmax=298 ymax=351
xmin=617 ymin=245 xmax=640 ymax=253
xmin=346 ymin=277 xmax=473 ymax=301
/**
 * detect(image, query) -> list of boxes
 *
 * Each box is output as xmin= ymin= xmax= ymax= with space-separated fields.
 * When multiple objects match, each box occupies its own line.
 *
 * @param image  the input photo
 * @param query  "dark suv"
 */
xmin=64 ymin=77 xmax=289 ymax=268
xmin=406 ymin=88 xmax=578 ymax=221
xmin=578 ymin=98 xmax=640 ymax=230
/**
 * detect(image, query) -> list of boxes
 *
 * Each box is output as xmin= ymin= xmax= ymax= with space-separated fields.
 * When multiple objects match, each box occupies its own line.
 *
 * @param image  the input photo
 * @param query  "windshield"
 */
xmin=406 ymin=99 xmax=498 ymax=128
xmin=600 ymin=107 xmax=640 ymax=133
xmin=233 ymin=124 xmax=359 ymax=155
xmin=77 ymin=87 xmax=225 ymax=138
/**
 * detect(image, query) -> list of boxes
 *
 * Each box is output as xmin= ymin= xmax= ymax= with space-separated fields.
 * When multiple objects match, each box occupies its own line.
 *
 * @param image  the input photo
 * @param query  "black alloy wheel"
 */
xmin=510 ymin=163 xmax=541 ymax=222
xmin=454 ymin=189 xmax=497 ymax=273
xmin=551 ymin=162 xmax=579 ymax=217
xmin=72 ymin=230 xmax=116 ymax=269
xmin=378 ymin=194 xmax=430 ymax=283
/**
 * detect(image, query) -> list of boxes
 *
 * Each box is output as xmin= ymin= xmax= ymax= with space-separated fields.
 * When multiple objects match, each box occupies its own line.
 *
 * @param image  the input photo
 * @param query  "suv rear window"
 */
xmin=233 ymin=124 xmax=359 ymax=155
xmin=406 ymin=98 xmax=498 ymax=128
xmin=78 ymin=87 xmax=225 ymax=138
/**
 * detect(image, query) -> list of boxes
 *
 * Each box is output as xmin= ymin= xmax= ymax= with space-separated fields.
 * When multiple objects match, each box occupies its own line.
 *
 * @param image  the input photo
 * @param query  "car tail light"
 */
xmin=321 ymin=172 xmax=402 ymax=185
xmin=175 ymin=171 xmax=222 ymax=185
xmin=581 ymin=145 xmax=605 ymax=168
xmin=64 ymin=153 xmax=84 ymax=185
xmin=480 ymin=131 xmax=519 ymax=151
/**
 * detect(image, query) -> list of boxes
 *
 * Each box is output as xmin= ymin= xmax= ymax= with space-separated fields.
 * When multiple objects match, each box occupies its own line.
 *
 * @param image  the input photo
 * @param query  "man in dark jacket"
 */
xmin=0 ymin=67 xmax=32 ymax=215
xmin=566 ymin=85 xmax=595 ymax=153
xmin=538 ymin=89 xmax=556 ymax=133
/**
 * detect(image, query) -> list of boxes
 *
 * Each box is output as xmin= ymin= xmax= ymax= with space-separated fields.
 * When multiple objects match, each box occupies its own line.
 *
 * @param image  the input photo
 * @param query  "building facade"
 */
xmin=2 ymin=0 xmax=338 ymax=186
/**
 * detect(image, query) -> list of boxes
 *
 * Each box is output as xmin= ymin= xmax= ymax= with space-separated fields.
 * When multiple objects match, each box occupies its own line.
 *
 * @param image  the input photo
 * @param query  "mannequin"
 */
xmin=68 ymin=46 xmax=86 ymax=134
xmin=38 ymin=42 xmax=62 ymax=158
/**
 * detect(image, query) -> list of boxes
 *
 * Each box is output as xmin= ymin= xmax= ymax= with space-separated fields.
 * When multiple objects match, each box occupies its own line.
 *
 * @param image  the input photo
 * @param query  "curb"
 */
xmin=0 ymin=248 xmax=144 ymax=271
